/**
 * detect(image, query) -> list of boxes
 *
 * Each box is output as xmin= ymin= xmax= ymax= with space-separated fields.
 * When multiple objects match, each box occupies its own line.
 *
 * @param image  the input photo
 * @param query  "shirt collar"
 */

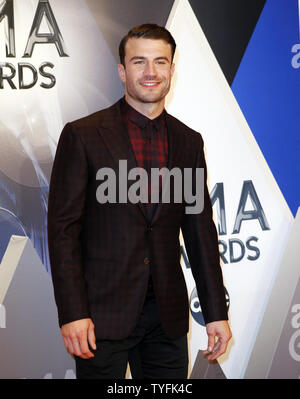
xmin=121 ymin=96 xmax=166 ymax=130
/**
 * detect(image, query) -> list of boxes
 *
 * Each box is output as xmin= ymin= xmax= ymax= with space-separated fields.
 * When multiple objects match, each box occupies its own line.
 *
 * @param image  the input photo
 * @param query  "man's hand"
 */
xmin=202 ymin=320 xmax=232 ymax=361
xmin=61 ymin=318 xmax=97 ymax=359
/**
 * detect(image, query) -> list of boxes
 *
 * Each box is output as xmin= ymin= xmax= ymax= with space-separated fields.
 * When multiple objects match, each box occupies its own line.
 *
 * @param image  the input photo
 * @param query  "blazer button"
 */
xmin=144 ymin=257 xmax=150 ymax=265
xmin=147 ymin=225 xmax=153 ymax=233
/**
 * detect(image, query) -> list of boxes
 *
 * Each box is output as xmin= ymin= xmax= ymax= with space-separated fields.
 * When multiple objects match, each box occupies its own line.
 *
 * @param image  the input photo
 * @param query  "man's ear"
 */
xmin=118 ymin=63 xmax=126 ymax=83
xmin=171 ymin=62 xmax=175 ymax=77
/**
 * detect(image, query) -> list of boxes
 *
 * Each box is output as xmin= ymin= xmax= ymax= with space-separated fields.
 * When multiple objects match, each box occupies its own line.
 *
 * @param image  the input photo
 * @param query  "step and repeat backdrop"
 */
xmin=0 ymin=0 xmax=299 ymax=379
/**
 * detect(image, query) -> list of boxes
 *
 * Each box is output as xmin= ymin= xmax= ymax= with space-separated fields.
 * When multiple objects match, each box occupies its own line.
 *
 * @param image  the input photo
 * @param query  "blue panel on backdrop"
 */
xmin=231 ymin=0 xmax=300 ymax=216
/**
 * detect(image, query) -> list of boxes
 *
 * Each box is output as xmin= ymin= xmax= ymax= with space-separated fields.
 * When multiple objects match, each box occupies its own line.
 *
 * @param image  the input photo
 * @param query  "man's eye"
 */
xmin=134 ymin=60 xmax=144 ymax=64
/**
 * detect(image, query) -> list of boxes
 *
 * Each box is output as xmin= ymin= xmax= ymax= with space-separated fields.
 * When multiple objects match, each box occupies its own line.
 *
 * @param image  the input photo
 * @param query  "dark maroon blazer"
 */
xmin=47 ymin=98 xmax=228 ymax=340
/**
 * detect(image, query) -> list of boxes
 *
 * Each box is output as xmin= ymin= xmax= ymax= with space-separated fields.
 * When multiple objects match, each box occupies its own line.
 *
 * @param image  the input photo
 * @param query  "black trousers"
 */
xmin=75 ymin=281 xmax=188 ymax=379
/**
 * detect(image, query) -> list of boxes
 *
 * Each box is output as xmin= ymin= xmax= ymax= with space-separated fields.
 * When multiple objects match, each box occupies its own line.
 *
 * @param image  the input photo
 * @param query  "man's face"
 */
xmin=118 ymin=38 xmax=175 ymax=108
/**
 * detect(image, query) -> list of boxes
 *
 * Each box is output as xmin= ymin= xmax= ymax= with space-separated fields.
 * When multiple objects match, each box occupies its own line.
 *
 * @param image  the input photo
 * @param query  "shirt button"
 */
xmin=144 ymin=257 xmax=150 ymax=265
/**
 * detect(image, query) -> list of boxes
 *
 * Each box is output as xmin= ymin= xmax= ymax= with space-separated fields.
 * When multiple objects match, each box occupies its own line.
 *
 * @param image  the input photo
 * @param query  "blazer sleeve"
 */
xmin=181 ymin=134 xmax=228 ymax=324
xmin=47 ymin=123 xmax=90 ymax=327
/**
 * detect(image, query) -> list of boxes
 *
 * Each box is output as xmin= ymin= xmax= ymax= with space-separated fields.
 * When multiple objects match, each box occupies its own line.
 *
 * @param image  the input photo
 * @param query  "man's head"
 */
xmin=119 ymin=24 xmax=176 ymax=67
xmin=118 ymin=24 xmax=176 ymax=115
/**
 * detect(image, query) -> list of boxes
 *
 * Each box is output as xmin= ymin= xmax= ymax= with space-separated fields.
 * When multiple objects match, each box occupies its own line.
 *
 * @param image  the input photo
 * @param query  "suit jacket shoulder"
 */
xmin=165 ymin=111 xmax=204 ymax=147
xmin=70 ymin=100 xmax=121 ymax=131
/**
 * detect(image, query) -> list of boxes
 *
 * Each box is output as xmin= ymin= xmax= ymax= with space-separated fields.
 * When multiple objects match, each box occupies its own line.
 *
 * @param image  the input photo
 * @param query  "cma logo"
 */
xmin=0 ymin=0 xmax=68 ymax=89
xmin=212 ymin=180 xmax=270 ymax=264
xmin=190 ymin=286 xmax=230 ymax=326
xmin=181 ymin=180 xmax=270 ymax=265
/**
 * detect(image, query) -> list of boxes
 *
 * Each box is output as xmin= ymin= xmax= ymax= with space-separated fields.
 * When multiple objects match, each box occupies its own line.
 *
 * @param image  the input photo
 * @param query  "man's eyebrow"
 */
xmin=129 ymin=56 xmax=171 ymax=62
xmin=155 ymin=56 xmax=170 ymax=62
xmin=129 ymin=56 xmax=146 ymax=62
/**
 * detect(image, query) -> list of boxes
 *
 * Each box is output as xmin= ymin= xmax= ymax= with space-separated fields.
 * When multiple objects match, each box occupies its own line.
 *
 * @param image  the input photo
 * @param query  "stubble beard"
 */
xmin=127 ymin=78 xmax=171 ymax=105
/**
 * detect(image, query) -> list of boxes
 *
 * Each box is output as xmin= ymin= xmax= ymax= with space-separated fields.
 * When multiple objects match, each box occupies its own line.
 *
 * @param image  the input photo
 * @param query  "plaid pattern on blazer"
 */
xmin=47 ymin=98 xmax=228 ymax=340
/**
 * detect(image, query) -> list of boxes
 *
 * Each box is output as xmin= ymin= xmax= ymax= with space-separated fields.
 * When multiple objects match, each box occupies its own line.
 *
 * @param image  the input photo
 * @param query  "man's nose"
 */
xmin=144 ymin=61 xmax=157 ymax=77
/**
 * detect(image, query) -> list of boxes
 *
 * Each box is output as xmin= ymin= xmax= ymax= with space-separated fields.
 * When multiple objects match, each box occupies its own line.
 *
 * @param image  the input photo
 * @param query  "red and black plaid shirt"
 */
xmin=121 ymin=97 xmax=168 ymax=217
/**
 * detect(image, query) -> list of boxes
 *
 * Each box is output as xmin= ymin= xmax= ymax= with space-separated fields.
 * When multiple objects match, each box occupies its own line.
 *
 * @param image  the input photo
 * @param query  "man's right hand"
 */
xmin=61 ymin=318 xmax=97 ymax=359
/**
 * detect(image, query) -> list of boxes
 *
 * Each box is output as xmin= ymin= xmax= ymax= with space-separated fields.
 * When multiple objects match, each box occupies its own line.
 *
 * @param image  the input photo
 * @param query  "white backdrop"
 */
xmin=166 ymin=0 xmax=294 ymax=378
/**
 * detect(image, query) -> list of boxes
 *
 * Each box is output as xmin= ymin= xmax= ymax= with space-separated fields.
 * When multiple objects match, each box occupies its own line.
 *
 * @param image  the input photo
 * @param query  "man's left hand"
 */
xmin=202 ymin=320 xmax=232 ymax=361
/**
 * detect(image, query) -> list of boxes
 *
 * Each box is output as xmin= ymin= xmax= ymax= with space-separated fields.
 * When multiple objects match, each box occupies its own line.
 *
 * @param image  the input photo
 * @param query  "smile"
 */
xmin=141 ymin=81 xmax=160 ymax=87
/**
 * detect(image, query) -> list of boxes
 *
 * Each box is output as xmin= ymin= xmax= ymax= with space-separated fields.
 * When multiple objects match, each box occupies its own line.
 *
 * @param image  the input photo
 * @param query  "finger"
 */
xmin=78 ymin=328 xmax=95 ymax=358
xmin=64 ymin=337 xmax=75 ymax=355
xmin=71 ymin=335 xmax=87 ymax=358
xmin=88 ymin=323 xmax=97 ymax=351
xmin=207 ymin=338 xmax=227 ymax=361
xmin=206 ymin=340 xmax=221 ymax=360
xmin=78 ymin=332 xmax=95 ymax=359
xmin=203 ymin=333 xmax=215 ymax=355
xmin=62 ymin=336 xmax=71 ymax=354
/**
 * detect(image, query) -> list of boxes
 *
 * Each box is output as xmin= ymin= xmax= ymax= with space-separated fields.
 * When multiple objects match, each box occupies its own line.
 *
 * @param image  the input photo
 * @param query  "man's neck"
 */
xmin=124 ymin=95 xmax=165 ymax=120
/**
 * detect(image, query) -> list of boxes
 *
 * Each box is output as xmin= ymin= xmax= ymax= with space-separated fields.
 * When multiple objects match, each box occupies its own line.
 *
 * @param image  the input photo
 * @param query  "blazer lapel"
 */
xmin=97 ymin=99 xmax=149 ymax=221
xmin=165 ymin=112 xmax=186 ymax=172
xmin=97 ymin=100 xmax=137 ymax=172
xmin=151 ymin=112 xmax=186 ymax=224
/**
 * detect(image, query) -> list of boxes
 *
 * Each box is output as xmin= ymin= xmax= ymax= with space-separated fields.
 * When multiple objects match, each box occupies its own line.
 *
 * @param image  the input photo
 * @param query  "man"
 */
xmin=48 ymin=24 xmax=231 ymax=379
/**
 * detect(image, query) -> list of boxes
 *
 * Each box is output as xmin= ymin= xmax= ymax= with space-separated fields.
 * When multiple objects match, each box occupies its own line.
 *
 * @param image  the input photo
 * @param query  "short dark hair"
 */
xmin=119 ymin=23 xmax=176 ymax=66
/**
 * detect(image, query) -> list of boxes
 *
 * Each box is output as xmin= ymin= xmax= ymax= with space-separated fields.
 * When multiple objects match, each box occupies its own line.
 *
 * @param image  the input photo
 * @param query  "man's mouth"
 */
xmin=141 ymin=81 xmax=160 ymax=87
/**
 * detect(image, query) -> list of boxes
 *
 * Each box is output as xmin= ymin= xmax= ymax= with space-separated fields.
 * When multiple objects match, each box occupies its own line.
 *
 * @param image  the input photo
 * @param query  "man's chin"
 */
xmin=136 ymin=93 xmax=168 ymax=104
